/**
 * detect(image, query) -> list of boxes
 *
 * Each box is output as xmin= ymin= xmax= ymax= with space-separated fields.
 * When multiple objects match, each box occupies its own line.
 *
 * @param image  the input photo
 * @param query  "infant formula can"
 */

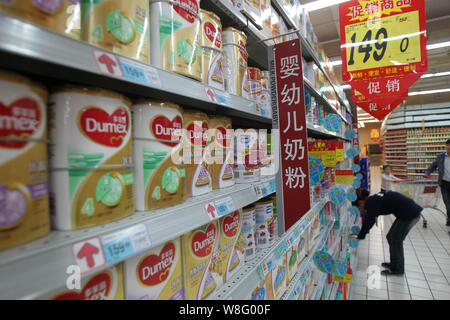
xmin=234 ymin=129 xmax=260 ymax=183
xmin=182 ymin=221 xmax=220 ymax=300
xmin=242 ymin=205 xmax=256 ymax=262
xmin=222 ymin=27 xmax=249 ymax=98
xmin=0 ymin=70 xmax=50 ymax=251
xmin=182 ymin=110 xmax=212 ymax=197
xmin=124 ymin=237 xmax=184 ymax=300
xmin=260 ymin=70 xmax=271 ymax=118
xmin=248 ymin=67 xmax=262 ymax=115
xmin=150 ymin=0 xmax=202 ymax=80
xmin=255 ymin=200 xmax=273 ymax=249
xmin=132 ymin=101 xmax=186 ymax=211
xmin=0 ymin=0 xmax=81 ymax=39
xmin=49 ymin=86 xmax=134 ymax=230
xmin=200 ymin=9 xmax=224 ymax=90
xmin=208 ymin=116 xmax=234 ymax=190
xmin=81 ymin=0 xmax=149 ymax=63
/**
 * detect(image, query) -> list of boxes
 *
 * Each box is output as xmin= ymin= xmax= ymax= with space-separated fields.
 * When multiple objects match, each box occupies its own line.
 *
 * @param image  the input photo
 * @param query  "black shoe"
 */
xmin=446 ymin=219 xmax=450 ymax=226
xmin=381 ymin=269 xmax=404 ymax=276
xmin=381 ymin=262 xmax=391 ymax=269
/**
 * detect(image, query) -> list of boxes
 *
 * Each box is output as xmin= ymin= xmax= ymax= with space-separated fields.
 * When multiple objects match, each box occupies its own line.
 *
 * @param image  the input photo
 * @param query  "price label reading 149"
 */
xmin=344 ymin=11 xmax=421 ymax=73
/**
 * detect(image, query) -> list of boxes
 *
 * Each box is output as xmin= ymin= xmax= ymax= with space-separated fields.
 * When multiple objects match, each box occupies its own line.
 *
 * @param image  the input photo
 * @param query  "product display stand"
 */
xmin=0 ymin=0 xmax=360 ymax=300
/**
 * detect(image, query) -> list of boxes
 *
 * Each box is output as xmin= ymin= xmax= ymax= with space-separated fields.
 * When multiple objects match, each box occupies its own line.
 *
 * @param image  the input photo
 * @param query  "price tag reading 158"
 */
xmin=344 ymin=10 xmax=421 ymax=72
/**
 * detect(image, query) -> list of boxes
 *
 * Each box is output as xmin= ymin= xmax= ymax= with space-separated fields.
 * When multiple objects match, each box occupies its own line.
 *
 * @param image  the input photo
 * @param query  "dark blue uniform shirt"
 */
xmin=358 ymin=191 xmax=423 ymax=239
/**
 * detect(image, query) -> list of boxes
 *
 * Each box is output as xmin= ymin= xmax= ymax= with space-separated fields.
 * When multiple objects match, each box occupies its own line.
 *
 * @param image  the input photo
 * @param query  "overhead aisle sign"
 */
xmin=270 ymin=39 xmax=311 ymax=232
xmin=339 ymin=0 xmax=428 ymax=119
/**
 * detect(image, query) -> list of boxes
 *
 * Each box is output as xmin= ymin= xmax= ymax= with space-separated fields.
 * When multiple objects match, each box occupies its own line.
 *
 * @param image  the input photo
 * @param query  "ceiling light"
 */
xmin=408 ymin=88 xmax=450 ymax=96
xmin=427 ymin=41 xmax=450 ymax=50
xmin=329 ymin=60 xmax=342 ymax=67
xmin=303 ymin=0 xmax=350 ymax=12
xmin=421 ymin=71 xmax=450 ymax=79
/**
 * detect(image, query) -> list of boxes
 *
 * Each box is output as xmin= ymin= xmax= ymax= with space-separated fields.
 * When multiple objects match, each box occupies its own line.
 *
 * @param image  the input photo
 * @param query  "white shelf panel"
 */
xmin=0 ymin=176 xmax=275 ymax=300
xmin=0 ymin=13 xmax=271 ymax=127
xmin=207 ymin=196 xmax=332 ymax=300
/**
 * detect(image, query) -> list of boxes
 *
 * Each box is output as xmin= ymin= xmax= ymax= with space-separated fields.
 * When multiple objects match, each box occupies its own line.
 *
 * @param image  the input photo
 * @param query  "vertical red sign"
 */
xmin=274 ymin=39 xmax=311 ymax=231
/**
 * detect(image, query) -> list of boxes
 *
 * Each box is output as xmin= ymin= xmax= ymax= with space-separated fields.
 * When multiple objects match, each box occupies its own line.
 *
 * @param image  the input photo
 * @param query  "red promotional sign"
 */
xmin=273 ymin=39 xmax=311 ymax=231
xmin=339 ymin=0 xmax=427 ymax=119
xmin=352 ymin=88 xmax=408 ymax=120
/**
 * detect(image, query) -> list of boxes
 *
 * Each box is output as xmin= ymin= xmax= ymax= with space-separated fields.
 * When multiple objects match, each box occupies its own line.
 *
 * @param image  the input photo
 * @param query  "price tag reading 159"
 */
xmin=344 ymin=11 xmax=421 ymax=72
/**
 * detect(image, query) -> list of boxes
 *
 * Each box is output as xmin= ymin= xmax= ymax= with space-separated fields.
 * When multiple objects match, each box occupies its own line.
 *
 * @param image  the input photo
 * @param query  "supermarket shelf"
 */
xmin=388 ymin=164 xmax=407 ymax=167
xmin=0 ymin=176 xmax=276 ymax=300
xmin=407 ymin=167 xmax=427 ymax=170
xmin=408 ymin=173 xmax=438 ymax=176
xmin=208 ymin=196 xmax=331 ymax=300
xmin=0 ymin=13 xmax=271 ymax=128
xmin=407 ymin=156 xmax=436 ymax=159
xmin=406 ymin=140 xmax=448 ymax=143
xmin=407 ymin=134 xmax=450 ymax=138
xmin=282 ymin=218 xmax=335 ymax=300
xmin=385 ymin=135 xmax=407 ymax=139
xmin=304 ymin=77 xmax=350 ymax=125
xmin=408 ymin=162 xmax=433 ymax=164
xmin=307 ymin=124 xmax=350 ymax=141
xmin=407 ymin=150 xmax=445 ymax=153
xmin=406 ymin=145 xmax=446 ymax=148
xmin=384 ymin=148 xmax=406 ymax=151
xmin=392 ymin=169 xmax=407 ymax=172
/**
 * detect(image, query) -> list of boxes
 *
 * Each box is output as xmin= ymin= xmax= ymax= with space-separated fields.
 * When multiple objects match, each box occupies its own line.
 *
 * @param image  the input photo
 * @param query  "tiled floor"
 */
xmin=351 ymin=166 xmax=450 ymax=300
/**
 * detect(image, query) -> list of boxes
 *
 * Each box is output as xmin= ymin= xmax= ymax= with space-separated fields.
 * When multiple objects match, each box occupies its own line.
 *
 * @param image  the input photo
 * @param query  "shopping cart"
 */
xmin=390 ymin=180 xmax=447 ymax=228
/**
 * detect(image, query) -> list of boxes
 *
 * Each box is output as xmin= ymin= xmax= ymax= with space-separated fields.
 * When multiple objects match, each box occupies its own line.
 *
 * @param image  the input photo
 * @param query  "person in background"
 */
xmin=354 ymin=190 xmax=422 ymax=276
xmin=424 ymin=139 xmax=450 ymax=227
xmin=381 ymin=164 xmax=404 ymax=192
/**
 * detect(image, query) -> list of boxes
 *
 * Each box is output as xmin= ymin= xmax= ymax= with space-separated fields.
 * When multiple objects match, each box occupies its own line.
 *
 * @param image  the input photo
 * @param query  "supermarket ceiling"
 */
xmin=300 ymin=0 xmax=450 ymax=111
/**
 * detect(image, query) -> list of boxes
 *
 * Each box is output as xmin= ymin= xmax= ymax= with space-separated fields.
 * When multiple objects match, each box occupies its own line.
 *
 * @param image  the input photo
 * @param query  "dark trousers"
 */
xmin=441 ymin=180 xmax=450 ymax=219
xmin=386 ymin=216 xmax=420 ymax=273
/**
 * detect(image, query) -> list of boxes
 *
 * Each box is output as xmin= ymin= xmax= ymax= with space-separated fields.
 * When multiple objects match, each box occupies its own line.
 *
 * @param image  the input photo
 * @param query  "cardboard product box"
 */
xmin=271 ymin=7 xmax=281 ymax=44
xmin=45 ymin=264 xmax=124 ymax=300
xmin=124 ymin=238 xmax=184 ymax=300
xmin=286 ymin=237 xmax=300 ymax=286
xmin=182 ymin=221 xmax=221 ymax=300
xmin=266 ymin=254 xmax=287 ymax=300
xmin=220 ymin=210 xmax=245 ymax=284
xmin=261 ymin=0 xmax=272 ymax=41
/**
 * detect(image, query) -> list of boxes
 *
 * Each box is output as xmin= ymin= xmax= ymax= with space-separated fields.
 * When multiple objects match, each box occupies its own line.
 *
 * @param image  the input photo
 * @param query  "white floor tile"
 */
xmin=431 ymin=289 xmax=450 ymax=300
xmin=411 ymin=295 xmax=433 ymax=300
xmin=425 ymin=274 xmax=448 ymax=284
xmin=367 ymin=296 xmax=385 ymax=300
xmin=352 ymin=285 xmax=367 ymax=296
xmin=387 ymin=276 xmax=408 ymax=285
xmin=388 ymin=282 xmax=409 ymax=294
xmin=408 ymin=286 xmax=433 ymax=299
xmin=367 ymin=289 xmax=388 ymax=299
xmin=427 ymin=282 xmax=450 ymax=293
xmin=351 ymin=294 xmax=366 ymax=300
xmin=407 ymin=278 xmax=429 ymax=289
xmin=388 ymin=292 xmax=411 ymax=300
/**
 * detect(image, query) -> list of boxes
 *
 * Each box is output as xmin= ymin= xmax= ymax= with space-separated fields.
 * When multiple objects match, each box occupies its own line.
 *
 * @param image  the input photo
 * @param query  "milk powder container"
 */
xmin=232 ymin=0 xmax=262 ymax=28
xmin=0 ymin=70 xmax=50 ymax=251
xmin=261 ymin=0 xmax=272 ymax=42
xmin=0 ymin=0 xmax=81 ymax=39
xmin=286 ymin=236 xmax=300 ymax=286
xmin=182 ymin=111 xmax=212 ymax=197
xmin=132 ymin=101 xmax=186 ymax=211
xmin=266 ymin=254 xmax=287 ymax=300
xmin=208 ymin=116 xmax=234 ymax=190
xmin=150 ymin=0 xmax=202 ymax=80
xmin=234 ymin=129 xmax=260 ymax=183
xmin=82 ymin=0 xmax=149 ymax=63
xmin=124 ymin=237 xmax=184 ymax=300
xmin=219 ymin=209 xmax=244 ymax=283
xmin=200 ymin=9 xmax=224 ymax=90
xmin=45 ymin=264 xmax=124 ymax=300
xmin=223 ymin=27 xmax=249 ymax=99
xmin=248 ymin=67 xmax=262 ymax=115
xmin=260 ymin=70 xmax=271 ymax=118
xmin=247 ymin=279 xmax=267 ymax=300
xmin=182 ymin=221 xmax=220 ymax=300
xmin=49 ymin=86 xmax=134 ymax=230
xmin=255 ymin=200 xmax=273 ymax=249
xmin=242 ymin=205 xmax=256 ymax=262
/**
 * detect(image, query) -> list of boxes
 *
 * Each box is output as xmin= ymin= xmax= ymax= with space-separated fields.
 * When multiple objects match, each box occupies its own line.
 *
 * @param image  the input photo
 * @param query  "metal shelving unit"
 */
xmin=0 ymin=176 xmax=276 ymax=300
xmin=207 ymin=195 xmax=332 ymax=300
xmin=0 ymin=0 xmax=357 ymax=301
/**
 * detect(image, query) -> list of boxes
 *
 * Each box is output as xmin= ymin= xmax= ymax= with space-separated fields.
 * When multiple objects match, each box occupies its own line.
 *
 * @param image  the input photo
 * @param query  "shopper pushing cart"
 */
xmin=354 ymin=191 xmax=423 ymax=276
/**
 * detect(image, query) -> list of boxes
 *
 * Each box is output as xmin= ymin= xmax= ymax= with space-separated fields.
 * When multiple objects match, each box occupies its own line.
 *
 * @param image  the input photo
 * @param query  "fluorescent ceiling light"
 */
xmin=421 ymin=71 xmax=450 ymax=79
xmin=304 ymin=0 xmax=350 ymax=12
xmin=408 ymin=88 xmax=450 ymax=96
xmin=340 ymin=84 xmax=351 ymax=90
xmin=427 ymin=41 xmax=450 ymax=50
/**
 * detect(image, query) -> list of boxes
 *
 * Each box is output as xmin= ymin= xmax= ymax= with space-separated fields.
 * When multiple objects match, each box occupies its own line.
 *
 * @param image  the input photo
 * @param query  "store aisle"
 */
xmin=351 ymin=166 xmax=450 ymax=300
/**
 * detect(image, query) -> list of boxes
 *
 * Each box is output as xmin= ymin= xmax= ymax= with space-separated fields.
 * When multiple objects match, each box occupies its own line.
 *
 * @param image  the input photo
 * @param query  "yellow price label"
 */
xmin=322 ymin=150 xmax=337 ymax=167
xmin=335 ymin=175 xmax=354 ymax=185
xmin=336 ymin=148 xmax=345 ymax=162
xmin=345 ymin=11 xmax=421 ymax=72
xmin=333 ymin=273 xmax=353 ymax=283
